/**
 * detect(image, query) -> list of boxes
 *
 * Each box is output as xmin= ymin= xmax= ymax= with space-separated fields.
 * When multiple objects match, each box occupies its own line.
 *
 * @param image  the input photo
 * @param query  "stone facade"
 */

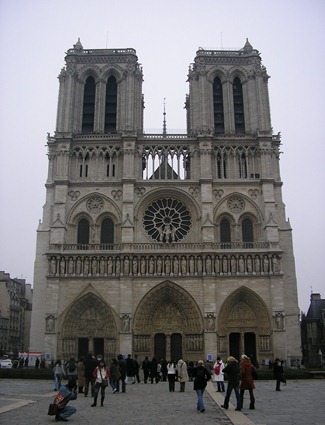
xmin=30 ymin=39 xmax=301 ymax=365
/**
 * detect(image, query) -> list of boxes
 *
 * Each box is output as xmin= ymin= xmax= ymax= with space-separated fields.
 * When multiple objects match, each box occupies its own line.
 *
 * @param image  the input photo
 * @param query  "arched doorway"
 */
xmin=133 ymin=281 xmax=204 ymax=361
xmin=218 ymin=286 xmax=271 ymax=364
xmin=59 ymin=291 xmax=118 ymax=362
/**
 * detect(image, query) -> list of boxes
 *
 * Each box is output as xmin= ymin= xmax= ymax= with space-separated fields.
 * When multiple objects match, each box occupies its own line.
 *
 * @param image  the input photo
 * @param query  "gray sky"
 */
xmin=0 ymin=0 xmax=324 ymax=313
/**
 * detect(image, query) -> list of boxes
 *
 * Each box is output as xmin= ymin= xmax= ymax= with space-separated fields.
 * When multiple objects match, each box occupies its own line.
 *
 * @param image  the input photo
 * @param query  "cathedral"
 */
xmin=30 ymin=38 xmax=301 ymax=366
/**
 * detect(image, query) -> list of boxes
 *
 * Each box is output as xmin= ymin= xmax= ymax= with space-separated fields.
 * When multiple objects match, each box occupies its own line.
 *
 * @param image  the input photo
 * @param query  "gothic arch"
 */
xmin=67 ymin=192 xmax=122 ymax=224
xmin=206 ymin=66 xmax=228 ymax=84
xmin=101 ymin=65 xmax=125 ymax=83
xmin=134 ymin=281 xmax=203 ymax=334
xmin=58 ymin=290 xmax=118 ymax=359
xmin=214 ymin=192 xmax=263 ymax=226
xmin=218 ymin=286 xmax=271 ymax=335
xmin=78 ymin=66 xmax=101 ymax=84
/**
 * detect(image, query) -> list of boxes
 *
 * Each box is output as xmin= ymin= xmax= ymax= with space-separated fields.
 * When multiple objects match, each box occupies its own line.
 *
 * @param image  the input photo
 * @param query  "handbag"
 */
xmin=48 ymin=403 xmax=58 ymax=416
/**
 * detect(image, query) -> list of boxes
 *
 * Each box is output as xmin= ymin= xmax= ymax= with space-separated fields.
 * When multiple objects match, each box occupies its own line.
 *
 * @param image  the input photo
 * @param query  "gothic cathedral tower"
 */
xmin=30 ymin=39 xmax=301 ymax=365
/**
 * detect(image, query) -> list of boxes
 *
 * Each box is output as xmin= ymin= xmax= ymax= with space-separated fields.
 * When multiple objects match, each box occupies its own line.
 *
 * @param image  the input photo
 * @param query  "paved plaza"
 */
xmin=0 ymin=377 xmax=324 ymax=425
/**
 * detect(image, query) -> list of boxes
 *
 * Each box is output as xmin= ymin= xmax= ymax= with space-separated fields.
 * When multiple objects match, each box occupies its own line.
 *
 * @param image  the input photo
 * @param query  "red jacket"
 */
xmin=240 ymin=360 xmax=255 ymax=390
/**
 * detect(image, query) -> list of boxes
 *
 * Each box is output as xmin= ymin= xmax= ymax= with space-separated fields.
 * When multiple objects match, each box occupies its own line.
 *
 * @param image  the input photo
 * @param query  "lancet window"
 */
xmin=104 ymin=76 xmax=117 ymax=133
xmin=77 ymin=218 xmax=89 ymax=245
xmin=242 ymin=217 xmax=254 ymax=247
xmin=101 ymin=218 xmax=114 ymax=246
xmin=213 ymin=76 xmax=224 ymax=134
xmin=82 ymin=76 xmax=96 ymax=133
xmin=220 ymin=218 xmax=231 ymax=248
xmin=233 ymin=77 xmax=245 ymax=133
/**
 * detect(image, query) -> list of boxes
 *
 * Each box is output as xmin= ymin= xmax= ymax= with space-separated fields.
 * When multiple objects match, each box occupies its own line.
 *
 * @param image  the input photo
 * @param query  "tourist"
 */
xmin=239 ymin=354 xmax=256 ymax=409
xmin=213 ymin=356 xmax=225 ymax=392
xmin=193 ymin=360 xmax=211 ymax=413
xmin=177 ymin=359 xmax=189 ymax=392
xmin=221 ymin=356 xmax=241 ymax=411
xmin=167 ymin=360 xmax=177 ymax=392
xmin=91 ymin=359 xmax=109 ymax=407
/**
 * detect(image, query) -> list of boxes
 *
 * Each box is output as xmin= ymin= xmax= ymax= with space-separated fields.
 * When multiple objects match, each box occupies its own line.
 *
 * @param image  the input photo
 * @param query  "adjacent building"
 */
xmin=0 ymin=271 xmax=32 ymax=356
xmin=30 ymin=39 xmax=301 ymax=365
xmin=301 ymin=293 xmax=325 ymax=367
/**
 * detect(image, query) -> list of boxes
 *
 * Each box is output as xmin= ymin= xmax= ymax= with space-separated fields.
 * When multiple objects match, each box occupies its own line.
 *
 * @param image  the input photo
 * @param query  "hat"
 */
xmin=198 ymin=360 xmax=204 ymax=365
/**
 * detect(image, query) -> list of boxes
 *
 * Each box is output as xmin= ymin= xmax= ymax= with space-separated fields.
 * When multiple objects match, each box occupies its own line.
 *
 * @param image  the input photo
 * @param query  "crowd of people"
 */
xmin=51 ymin=353 xmax=287 ymax=420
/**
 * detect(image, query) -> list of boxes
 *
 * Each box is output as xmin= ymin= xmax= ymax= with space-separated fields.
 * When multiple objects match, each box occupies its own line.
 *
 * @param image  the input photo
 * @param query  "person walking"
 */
xmin=193 ymin=360 xmax=211 ymax=413
xmin=126 ymin=354 xmax=135 ymax=384
xmin=150 ymin=357 xmax=159 ymax=384
xmin=177 ymin=359 xmax=189 ymax=392
xmin=142 ymin=356 xmax=151 ymax=383
xmin=117 ymin=354 xmax=127 ymax=392
xmin=77 ymin=358 xmax=85 ymax=393
xmin=53 ymin=360 xmax=65 ymax=391
xmin=109 ymin=358 xmax=120 ymax=393
xmin=167 ymin=360 xmax=177 ymax=392
xmin=239 ymin=354 xmax=256 ymax=409
xmin=213 ymin=356 xmax=225 ymax=392
xmin=273 ymin=357 xmax=286 ymax=391
xmin=91 ymin=359 xmax=109 ymax=407
xmin=221 ymin=356 xmax=241 ymax=411
xmin=133 ymin=354 xmax=141 ymax=383
xmin=53 ymin=378 xmax=78 ymax=421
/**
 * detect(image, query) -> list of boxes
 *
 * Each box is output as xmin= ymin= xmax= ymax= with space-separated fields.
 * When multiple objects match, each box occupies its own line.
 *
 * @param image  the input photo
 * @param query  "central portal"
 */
xmin=154 ymin=333 xmax=182 ymax=361
xmin=133 ymin=281 xmax=204 ymax=361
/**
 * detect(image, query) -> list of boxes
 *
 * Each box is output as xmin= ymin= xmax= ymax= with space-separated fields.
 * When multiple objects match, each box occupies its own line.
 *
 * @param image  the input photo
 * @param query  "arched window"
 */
xmin=82 ymin=76 xmax=96 ymax=133
xmin=233 ymin=77 xmax=245 ymax=133
xmin=101 ymin=218 xmax=114 ymax=246
xmin=238 ymin=152 xmax=247 ymax=178
xmin=217 ymin=152 xmax=227 ymax=179
xmin=77 ymin=218 xmax=89 ymax=245
xmin=104 ymin=76 xmax=117 ymax=133
xmin=220 ymin=218 xmax=231 ymax=248
xmin=213 ymin=76 xmax=224 ymax=134
xmin=242 ymin=217 xmax=253 ymax=247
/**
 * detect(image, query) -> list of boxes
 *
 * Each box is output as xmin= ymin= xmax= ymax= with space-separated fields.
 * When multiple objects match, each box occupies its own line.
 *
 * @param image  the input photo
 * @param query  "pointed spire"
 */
xmin=243 ymin=38 xmax=253 ymax=53
xmin=73 ymin=38 xmax=83 ymax=51
xmin=163 ymin=98 xmax=167 ymax=136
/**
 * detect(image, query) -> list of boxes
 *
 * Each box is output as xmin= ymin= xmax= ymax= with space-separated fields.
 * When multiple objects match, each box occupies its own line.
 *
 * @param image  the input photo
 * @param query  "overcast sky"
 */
xmin=0 ymin=0 xmax=324 ymax=313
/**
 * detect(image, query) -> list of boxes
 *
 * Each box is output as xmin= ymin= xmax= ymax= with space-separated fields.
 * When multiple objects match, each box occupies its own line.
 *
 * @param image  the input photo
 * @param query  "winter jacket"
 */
xmin=223 ymin=360 xmax=240 ymax=386
xmin=240 ymin=360 xmax=256 ymax=390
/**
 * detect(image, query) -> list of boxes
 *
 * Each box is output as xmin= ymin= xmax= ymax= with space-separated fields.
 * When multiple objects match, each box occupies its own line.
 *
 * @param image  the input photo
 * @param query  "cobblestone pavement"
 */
xmin=0 ymin=377 xmax=324 ymax=425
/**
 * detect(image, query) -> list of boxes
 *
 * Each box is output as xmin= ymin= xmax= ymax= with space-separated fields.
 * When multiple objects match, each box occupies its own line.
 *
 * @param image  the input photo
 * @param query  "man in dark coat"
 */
xmin=117 ymin=354 xmax=127 ymax=392
xmin=83 ymin=353 xmax=97 ymax=397
xmin=221 ymin=356 xmax=241 ymax=411
xmin=142 ymin=356 xmax=151 ymax=383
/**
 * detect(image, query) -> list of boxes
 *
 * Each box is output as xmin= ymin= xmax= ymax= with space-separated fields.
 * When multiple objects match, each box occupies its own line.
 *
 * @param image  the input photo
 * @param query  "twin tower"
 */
xmin=30 ymin=39 xmax=300 ymax=366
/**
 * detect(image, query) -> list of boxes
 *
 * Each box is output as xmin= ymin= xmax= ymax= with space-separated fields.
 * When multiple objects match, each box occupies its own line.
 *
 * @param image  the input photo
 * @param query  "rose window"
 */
xmin=143 ymin=198 xmax=191 ymax=243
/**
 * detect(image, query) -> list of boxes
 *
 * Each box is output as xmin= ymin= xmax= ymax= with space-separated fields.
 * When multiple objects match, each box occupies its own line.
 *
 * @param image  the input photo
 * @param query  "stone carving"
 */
xmin=121 ymin=314 xmax=131 ymax=333
xmin=111 ymin=190 xmax=122 ymax=200
xmin=47 ymin=253 xmax=281 ymax=278
xmin=227 ymin=196 xmax=245 ymax=214
xmin=46 ymin=315 xmax=55 ymax=333
xmin=86 ymin=196 xmax=104 ymax=214
xmin=206 ymin=313 xmax=215 ymax=331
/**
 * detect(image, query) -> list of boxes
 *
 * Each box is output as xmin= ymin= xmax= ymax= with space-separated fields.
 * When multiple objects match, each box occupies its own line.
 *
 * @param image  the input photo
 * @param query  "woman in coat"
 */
xmin=273 ymin=357 xmax=286 ymax=391
xmin=166 ymin=360 xmax=177 ymax=392
xmin=177 ymin=359 xmax=189 ymax=392
xmin=212 ymin=356 xmax=225 ymax=392
xmin=239 ymin=354 xmax=255 ymax=409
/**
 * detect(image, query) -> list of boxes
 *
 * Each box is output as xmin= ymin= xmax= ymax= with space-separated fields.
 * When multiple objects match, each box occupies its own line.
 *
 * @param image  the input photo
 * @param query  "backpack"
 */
xmin=68 ymin=362 xmax=76 ymax=373
xmin=251 ymin=366 xmax=258 ymax=380
xmin=214 ymin=363 xmax=221 ymax=375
